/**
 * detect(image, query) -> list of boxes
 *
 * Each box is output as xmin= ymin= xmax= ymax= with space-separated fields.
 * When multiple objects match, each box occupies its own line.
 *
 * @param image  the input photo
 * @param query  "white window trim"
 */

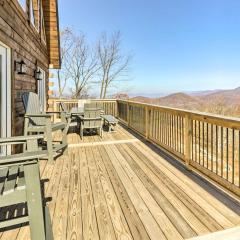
xmin=37 ymin=67 xmax=46 ymax=112
xmin=29 ymin=0 xmax=40 ymax=33
xmin=0 ymin=42 xmax=11 ymax=155
xmin=40 ymin=2 xmax=47 ymax=45
xmin=17 ymin=0 xmax=26 ymax=12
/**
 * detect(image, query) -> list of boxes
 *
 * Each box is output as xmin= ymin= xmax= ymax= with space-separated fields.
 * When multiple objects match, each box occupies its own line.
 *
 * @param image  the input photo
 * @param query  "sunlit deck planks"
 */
xmin=1 ymin=125 xmax=240 ymax=240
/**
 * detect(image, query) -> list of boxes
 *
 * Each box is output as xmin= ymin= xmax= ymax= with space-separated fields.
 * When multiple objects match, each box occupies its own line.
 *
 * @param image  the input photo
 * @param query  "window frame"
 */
xmin=0 ymin=42 xmax=11 ymax=155
xmin=29 ymin=0 xmax=40 ymax=33
xmin=37 ymin=67 xmax=46 ymax=112
xmin=17 ymin=0 xmax=27 ymax=12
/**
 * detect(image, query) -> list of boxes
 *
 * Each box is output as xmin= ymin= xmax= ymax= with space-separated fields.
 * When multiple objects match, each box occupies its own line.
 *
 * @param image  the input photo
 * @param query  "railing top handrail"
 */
xmin=117 ymin=99 xmax=240 ymax=128
xmin=49 ymin=98 xmax=240 ymax=127
xmin=49 ymin=98 xmax=117 ymax=102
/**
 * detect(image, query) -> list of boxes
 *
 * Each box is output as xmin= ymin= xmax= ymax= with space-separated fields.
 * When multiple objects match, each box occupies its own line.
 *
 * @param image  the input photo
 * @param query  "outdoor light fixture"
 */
xmin=15 ymin=60 xmax=27 ymax=74
xmin=35 ymin=69 xmax=43 ymax=81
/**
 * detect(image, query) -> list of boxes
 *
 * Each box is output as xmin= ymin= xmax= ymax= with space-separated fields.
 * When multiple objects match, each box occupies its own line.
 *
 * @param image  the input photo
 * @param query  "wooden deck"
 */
xmin=1 ymin=125 xmax=240 ymax=240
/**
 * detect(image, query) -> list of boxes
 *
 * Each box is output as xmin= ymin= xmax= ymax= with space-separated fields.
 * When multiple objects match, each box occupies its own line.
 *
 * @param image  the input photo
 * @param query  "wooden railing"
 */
xmin=48 ymin=98 xmax=240 ymax=196
xmin=117 ymin=100 xmax=240 ymax=196
xmin=48 ymin=98 xmax=117 ymax=121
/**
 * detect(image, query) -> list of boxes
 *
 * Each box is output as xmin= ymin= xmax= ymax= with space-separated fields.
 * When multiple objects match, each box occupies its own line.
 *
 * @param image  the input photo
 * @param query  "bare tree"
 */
xmin=65 ymin=33 xmax=99 ymax=99
xmin=57 ymin=28 xmax=74 ymax=98
xmin=97 ymin=32 xmax=132 ymax=99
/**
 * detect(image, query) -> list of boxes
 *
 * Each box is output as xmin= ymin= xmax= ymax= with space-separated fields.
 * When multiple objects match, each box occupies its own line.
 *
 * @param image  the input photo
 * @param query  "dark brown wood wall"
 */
xmin=0 ymin=0 xmax=49 ymax=136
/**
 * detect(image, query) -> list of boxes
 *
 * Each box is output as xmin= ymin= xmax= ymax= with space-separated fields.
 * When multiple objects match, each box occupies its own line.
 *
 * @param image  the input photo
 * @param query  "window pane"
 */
xmin=41 ymin=3 xmax=47 ymax=43
xmin=30 ymin=0 xmax=40 ymax=31
xmin=18 ymin=0 xmax=26 ymax=11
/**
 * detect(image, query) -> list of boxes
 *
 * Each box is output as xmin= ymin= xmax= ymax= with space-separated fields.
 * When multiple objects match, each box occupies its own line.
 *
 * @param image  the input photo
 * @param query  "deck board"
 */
xmin=1 ymin=125 xmax=240 ymax=240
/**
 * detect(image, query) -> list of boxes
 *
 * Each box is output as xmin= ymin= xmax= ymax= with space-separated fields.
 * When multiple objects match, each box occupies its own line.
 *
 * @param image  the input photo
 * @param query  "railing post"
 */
xmin=115 ymin=100 xmax=118 ymax=117
xmin=127 ymin=102 xmax=130 ymax=127
xmin=145 ymin=106 xmax=149 ymax=139
xmin=184 ymin=114 xmax=192 ymax=170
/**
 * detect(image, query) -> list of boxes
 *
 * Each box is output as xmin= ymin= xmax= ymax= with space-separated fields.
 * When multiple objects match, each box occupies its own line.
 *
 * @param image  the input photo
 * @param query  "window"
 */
xmin=30 ymin=0 xmax=40 ymax=32
xmin=37 ymin=68 xmax=46 ymax=112
xmin=40 ymin=2 xmax=47 ymax=44
xmin=18 ymin=0 xmax=26 ymax=11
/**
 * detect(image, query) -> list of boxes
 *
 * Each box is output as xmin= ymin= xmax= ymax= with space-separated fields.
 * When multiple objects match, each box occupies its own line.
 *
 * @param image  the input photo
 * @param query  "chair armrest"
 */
xmin=24 ymin=113 xmax=52 ymax=118
xmin=81 ymin=117 xmax=102 ymax=121
xmin=0 ymin=150 xmax=48 ymax=166
xmin=47 ymin=111 xmax=71 ymax=118
xmin=46 ymin=111 xmax=62 ymax=114
xmin=0 ymin=135 xmax=44 ymax=146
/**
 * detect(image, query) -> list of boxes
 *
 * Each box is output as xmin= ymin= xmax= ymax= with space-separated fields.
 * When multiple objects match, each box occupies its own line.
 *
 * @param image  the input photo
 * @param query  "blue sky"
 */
xmin=58 ymin=0 xmax=240 ymax=96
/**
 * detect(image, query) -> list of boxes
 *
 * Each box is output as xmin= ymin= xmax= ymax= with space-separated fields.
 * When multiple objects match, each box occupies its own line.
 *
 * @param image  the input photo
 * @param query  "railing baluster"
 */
xmin=239 ymin=131 xmax=240 ymax=187
xmin=226 ymin=128 xmax=229 ymax=180
xmin=202 ymin=122 xmax=205 ymax=167
xmin=232 ymin=129 xmax=235 ymax=184
xmin=216 ymin=125 xmax=218 ymax=175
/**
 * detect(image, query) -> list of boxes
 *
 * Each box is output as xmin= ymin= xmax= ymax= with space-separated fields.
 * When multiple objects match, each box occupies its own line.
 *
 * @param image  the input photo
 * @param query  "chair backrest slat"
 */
xmin=84 ymin=102 xmax=103 ymax=112
xmin=22 ymin=92 xmax=45 ymax=125
xmin=60 ymin=102 xmax=68 ymax=113
xmin=3 ymin=166 xmax=19 ymax=195
xmin=84 ymin=109 xmax=102 ymax=128
xmin=0 ymin=167 xmax=9 ymax=194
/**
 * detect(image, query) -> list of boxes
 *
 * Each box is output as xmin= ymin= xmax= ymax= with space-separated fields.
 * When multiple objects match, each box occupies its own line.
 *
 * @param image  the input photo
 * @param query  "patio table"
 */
xmin=70 ymin=107 xmax=105 ymax=117
xmin=70 ymin=107 xmax=84 ymax=117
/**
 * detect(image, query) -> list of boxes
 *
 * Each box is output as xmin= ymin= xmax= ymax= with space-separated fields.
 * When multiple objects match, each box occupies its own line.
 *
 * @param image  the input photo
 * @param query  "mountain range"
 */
xmin=130 ymin=87 xmax=240 ymax=117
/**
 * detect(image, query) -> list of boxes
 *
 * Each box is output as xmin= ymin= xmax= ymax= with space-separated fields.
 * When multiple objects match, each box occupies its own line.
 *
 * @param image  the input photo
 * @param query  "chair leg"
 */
xmin=23 ymin=118 xmax=30 ymax=152
xmin=61 ymin=112 xmax=70 ymax=134
xmin=80 ymin=125 xmax=83 ymax=140
xmin=62 ymin=121 xmax=68 ymax=145
xmin=24 ymin=163 xmax=47 ymax=240
xmin=46 ymin=121 xmax=54 ymax=164
xmin=80 ymin=128 xmax=83 ymax=140
xmin=44 ymin=206 xmax=54 ymax=240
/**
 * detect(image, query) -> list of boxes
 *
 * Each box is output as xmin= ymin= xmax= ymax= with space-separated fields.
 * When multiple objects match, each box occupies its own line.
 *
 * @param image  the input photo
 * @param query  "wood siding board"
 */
xmin=0 ymin=0 xmax=53 ymax=136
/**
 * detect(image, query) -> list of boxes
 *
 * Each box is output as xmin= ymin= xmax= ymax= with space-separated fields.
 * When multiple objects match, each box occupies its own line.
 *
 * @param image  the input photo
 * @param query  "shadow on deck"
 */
xmin=1 ymin=124 xmax=240 ymax=240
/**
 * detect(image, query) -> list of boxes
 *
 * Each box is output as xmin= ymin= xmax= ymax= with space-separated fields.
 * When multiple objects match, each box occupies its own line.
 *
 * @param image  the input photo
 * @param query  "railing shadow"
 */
xmin=120 ymin=123 xmax=240 ymax=215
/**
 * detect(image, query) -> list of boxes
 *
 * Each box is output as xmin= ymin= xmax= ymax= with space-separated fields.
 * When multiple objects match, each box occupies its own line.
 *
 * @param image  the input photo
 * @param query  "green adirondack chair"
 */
xmin=0 ymin=135 xmax=53 ymax=240
xmin=22 ymin=92 xmax=68 ymax=163
xmin=79 ymin=108 xmax=103 ymax=139
xmin=59 ymin=102 xmax=74 ymax=133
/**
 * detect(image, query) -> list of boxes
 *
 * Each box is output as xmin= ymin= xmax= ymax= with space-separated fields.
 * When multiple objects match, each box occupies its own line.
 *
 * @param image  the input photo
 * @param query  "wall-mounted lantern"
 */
xmin=15 ymin=60 xmax=27 ymax=74
xmin=35 ymin=69 xmax=43 ymax=81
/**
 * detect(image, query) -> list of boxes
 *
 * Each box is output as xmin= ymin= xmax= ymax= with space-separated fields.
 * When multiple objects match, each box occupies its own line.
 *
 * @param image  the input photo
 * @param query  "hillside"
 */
xmin=131 ymin=93 xmax=204 ymax=111
xmin=130 ymin=87 xmax=240 ymax=117
xmin=157 ymin=93 xmax=203 ymax=110
xmin=198 ymin=87 xmax=240 ymax=105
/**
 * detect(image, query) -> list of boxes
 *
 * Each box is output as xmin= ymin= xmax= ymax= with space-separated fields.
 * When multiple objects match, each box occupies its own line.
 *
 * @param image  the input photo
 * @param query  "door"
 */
xmin=0 ymin=43 xmax=11 ymax=155
xmin=37 ymin=67 xmax=46 ymax=112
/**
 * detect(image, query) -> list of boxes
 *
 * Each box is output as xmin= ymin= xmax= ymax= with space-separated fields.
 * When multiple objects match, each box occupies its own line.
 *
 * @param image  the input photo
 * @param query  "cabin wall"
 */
xmin=0 ymin=0 xmax=49 ymax=136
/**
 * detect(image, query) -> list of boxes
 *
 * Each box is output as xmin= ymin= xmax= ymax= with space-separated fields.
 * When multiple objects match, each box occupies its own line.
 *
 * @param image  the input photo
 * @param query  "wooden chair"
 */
xmin=59 ymin=102 xmax=74 ymax=134
xmin=22 ymin=92 xmax=68 ymax=164
xmin=0 ymin=135 xmax=53 ymax=240
xmin=79 ymin=108 xmax=103 ymax=139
